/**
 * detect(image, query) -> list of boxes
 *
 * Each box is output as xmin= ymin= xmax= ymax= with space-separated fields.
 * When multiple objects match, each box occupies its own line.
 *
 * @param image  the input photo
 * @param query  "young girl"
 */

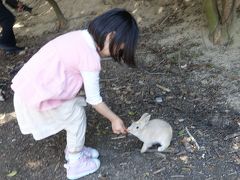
xmin=11 ymin=8 xmax=139 ymax=180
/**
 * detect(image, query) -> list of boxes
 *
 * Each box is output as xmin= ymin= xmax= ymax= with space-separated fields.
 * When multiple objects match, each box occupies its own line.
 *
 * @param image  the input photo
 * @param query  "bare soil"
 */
xmin=0 ymin=0 xmax=240 ymax=179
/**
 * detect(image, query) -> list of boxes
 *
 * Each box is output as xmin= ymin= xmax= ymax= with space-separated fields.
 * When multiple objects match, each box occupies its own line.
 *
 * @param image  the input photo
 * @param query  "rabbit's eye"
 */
xmin=136 ymin=126 xmax=139 ymax=129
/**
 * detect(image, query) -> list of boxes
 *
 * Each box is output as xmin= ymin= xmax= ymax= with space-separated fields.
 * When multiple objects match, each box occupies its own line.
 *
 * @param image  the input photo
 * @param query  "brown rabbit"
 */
xmin=128 ymin=113 xmax=173 ymax=153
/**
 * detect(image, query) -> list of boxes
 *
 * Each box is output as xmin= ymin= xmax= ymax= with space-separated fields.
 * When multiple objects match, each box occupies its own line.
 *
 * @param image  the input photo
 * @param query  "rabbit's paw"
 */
xmin=157 ymin=144 xmax=168 ymax=152
xmin=140 ymin=143 xmax=151 ymax=153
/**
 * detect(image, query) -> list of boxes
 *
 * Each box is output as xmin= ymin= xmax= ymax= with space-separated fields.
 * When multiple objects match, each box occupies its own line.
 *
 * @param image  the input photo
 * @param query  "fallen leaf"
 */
xmin=179 ymin=155 xmax=189 ymax=163
xmin=7 ymin=170 xmax=17 ymax=177
xmin=178 ymin=130 xmax=185 ymax=137
xmin=128 ymin=111 xmax=136 ymax=116
xmin=143 ymin=172 xmax=150 ymax=177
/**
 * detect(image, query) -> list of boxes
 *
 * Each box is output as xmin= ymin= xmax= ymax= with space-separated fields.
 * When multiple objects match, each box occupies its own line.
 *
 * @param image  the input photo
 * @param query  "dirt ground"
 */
xmin=0 ymin=0 xmax=240 ymax=179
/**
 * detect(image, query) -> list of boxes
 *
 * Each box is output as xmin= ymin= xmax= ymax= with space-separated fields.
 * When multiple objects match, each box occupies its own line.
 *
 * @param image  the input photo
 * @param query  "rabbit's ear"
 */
xmin=139 ymin=113 xmax=150 ymax=121
xmin=140 ymin=113 xmax=151 ymax=124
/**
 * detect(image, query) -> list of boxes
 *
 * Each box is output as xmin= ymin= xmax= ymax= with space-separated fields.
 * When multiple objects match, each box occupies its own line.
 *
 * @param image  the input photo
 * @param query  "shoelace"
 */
xmin=64 ymin=154 xmax=88 ymax=169
xmin=81 ymin=148 xmax=92 ymax=157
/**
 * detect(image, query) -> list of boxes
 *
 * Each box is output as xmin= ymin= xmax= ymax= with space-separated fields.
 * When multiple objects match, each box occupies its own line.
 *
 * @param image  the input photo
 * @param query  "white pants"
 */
xmin=14 ymin=95 xmax=87 ymax=152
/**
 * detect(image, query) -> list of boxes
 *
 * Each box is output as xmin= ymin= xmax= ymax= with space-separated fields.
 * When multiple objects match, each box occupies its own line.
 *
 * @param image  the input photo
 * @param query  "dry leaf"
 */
xmin=7 ymin=170 xmax=17 ymax=177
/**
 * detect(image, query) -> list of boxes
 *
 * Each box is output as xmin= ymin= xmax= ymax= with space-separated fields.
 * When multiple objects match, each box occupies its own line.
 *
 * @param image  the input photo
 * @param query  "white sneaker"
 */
xmin=64 ymin=154 xmax=100 ymax=180
xmin=65 ymin=146 xmax=99 ymax=161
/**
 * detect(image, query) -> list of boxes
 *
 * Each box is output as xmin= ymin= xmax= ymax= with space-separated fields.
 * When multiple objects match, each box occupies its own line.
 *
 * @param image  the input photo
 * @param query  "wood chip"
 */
xmin=153 ymin=167 xmax=166 ymax=175
xmin=156 ymin=84 xmax=171 ymax=92
xmin=111 ymin=135 xmax=126 ymax=140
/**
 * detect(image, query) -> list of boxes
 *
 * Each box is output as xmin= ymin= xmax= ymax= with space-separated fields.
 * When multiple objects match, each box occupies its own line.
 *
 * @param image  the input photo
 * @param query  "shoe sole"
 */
xmin=66 ymin=159 xmax=100 ymax=180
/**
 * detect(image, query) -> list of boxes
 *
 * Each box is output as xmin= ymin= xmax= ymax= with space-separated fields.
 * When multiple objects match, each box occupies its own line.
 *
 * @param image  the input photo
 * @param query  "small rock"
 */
xmin=180 ymin=64 xmax=187 ymax=69
xmin=178 ymin=118 xmax=185 ymax=122
xmin=155 ymin=96 xmax=163 ymax=103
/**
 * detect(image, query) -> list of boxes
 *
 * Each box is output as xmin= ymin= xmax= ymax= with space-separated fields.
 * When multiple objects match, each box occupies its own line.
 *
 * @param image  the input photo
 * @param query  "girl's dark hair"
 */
xmin=88 ymin=8 xmax=139 ymax=67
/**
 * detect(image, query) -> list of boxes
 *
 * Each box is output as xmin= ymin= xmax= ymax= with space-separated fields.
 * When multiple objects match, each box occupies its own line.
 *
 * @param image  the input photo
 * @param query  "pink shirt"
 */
xmin=11 ymin=30 xmax=101 ymax=111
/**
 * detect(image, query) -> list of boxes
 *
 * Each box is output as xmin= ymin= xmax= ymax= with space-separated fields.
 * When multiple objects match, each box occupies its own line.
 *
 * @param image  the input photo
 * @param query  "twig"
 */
xmin=171 ymin=175 xmax=185 ymax=178
xmin=54 ymin=162 xmax=60 ymax=172
xmin=159 ymin=13 xmax=173 ymax=27
xmin=224 ymin=132 xmax=240 ymax=140
xmin=153 ymin=167 xmax=166 ymax=175
xmin=156 ymin=84 xmax=171 ymax=92
xmin=111 ymin=135 xmax=126 ymax=140
xmin=185 ymin=127 xmax=200 ymax=150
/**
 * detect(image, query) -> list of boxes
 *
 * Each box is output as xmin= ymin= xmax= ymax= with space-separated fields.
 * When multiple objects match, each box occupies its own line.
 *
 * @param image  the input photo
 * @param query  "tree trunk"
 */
xmin=203 ymin=0 xmax=221 ymax=44
xmin=203 ymin=0 xmax=236 ymax=45
xmin=45 ymin=0 xmax=67 ymax=30
xmin=221 ymin=0 xmax=234 ymax=24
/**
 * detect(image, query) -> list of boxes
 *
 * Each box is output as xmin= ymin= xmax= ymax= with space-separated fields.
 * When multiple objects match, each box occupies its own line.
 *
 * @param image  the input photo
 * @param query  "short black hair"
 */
xmin=88 ymin=8 xmax=139 ymax=67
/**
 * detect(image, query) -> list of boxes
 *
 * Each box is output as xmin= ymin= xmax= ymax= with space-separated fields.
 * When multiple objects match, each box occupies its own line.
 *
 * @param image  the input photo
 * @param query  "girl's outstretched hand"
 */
xmin=111 ymin=118 xmax=128 ymax=134
xmin=92 ymin=102 xmax=128 ymax=134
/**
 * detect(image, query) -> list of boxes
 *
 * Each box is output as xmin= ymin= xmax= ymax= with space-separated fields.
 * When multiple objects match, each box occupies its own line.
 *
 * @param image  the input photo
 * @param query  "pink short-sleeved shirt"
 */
xmin=11 ymin=30 xmax=101 ymax=111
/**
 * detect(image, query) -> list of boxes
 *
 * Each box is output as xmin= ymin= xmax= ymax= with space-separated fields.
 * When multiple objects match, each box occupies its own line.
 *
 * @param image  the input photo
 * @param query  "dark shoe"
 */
xmin=5 ymin=46 xmax=25 ymax=55
xmin=0 ymin=43 xmax=24 ymax=51
xmin=0 ymin=43 xmax=11 ymax=50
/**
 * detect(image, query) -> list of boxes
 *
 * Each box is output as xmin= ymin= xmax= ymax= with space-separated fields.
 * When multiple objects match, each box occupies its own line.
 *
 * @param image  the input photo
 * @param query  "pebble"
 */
xmin=155 ymin=96 xmax=163 ymax=103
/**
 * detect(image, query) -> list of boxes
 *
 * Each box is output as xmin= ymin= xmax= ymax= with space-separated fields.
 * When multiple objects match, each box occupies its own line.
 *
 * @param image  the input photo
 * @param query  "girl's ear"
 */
xmin=104 ymin=33 xmax=112 ymax=46
xmin=106 ymin=32 xmax=115 ymax=43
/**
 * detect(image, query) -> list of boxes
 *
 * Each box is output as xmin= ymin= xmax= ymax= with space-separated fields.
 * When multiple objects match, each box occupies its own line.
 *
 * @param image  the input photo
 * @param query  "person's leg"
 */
xmin=64 ymin=105 xmax=100 ymax=179
xmin=64 ymin=105 xmax=99 ymax=160
xmin=0 ymin=4 xmax=24 ymax=54
xmin=0 ymin=5 xmax=16 ymax=47
xmin=65 ymin=106 xmax=86 ymax=153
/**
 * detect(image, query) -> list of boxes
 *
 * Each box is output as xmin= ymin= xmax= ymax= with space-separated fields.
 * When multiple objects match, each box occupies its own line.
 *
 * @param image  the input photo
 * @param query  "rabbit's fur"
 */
xmin=128 ymin=113 xmax=173 ymax=153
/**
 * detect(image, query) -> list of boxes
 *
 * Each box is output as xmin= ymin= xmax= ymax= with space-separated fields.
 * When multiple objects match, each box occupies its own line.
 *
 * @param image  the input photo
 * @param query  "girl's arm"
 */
xmin=92 ymin=102 xmax=127 ymax=134
xmin=81 ymin=71 xmax=127 ymax=134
